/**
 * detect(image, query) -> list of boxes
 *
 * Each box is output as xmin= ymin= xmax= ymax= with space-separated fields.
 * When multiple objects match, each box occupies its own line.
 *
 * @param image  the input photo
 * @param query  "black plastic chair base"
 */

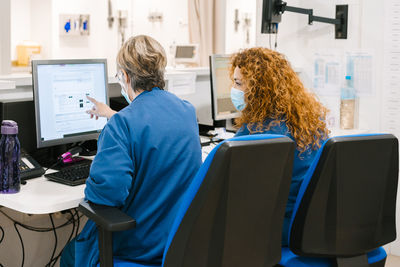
xmin=336 ymin=254 xmax=369 ymax=267
xmin=335 ymin=254 xmax=386 ymax=267
xmin=370 ymin=257 xmax=386 ymax=267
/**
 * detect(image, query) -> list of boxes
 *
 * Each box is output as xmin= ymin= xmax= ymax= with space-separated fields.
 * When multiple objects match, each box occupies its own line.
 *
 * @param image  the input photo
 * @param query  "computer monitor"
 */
xmin=209 ymin=54 xmax=239 ymax=121
xmin=32 ymin=59 xmax=109 ymax=148
xmin=173 ymin=44 xmax=199 ymax=65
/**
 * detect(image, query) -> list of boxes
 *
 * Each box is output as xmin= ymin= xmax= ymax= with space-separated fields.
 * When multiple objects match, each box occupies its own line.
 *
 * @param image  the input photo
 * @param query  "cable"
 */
xmin=45 ymin=214 xmax=57 ymax=267
xmin=14 ymin=223 xmax=25 ymax=267
xmin=47 ymin=210 xmax=77 ymax=267
xmin=0 ymin=226 xmax=4 ymax=267
xmin=74 ymin=208 xmax=80 ymax=238
xmin=0 ymin=208 xmax=83 ymax=266
xmin=44 ymin=147 xmax=84 ymax=172
xmin=0 ymin=210 xmax=81 ymax=232
xmin=0 ymin=225 xmax=4 ymax=243
xmin=269 ymin=33 xmax=272 ymax=49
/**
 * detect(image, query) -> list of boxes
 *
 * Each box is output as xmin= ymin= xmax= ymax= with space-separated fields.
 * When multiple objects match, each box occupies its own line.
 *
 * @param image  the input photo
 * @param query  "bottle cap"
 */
xmin=1 ymin=120 xmax=18 ymax=135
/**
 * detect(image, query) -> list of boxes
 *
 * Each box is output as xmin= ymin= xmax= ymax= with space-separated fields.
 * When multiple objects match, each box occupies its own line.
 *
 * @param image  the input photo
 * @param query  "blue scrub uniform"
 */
xmin=61 ymin=87 xmax=202 ymax=266
xmin=235 ymin=119 xmax=320 ymax=246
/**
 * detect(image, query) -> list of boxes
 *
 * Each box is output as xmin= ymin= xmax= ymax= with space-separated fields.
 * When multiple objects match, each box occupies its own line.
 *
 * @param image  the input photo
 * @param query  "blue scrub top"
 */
xmin=75 ymin=87 xmax=202 ymax=266
xmin=235 ymin=119 xmax=320 ymax=245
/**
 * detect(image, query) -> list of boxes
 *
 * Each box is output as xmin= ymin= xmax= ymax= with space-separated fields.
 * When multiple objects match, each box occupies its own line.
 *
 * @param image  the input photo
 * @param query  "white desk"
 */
xmin=0 ymin=146 xmax=216 ymax=215
xmin=0 ymin=175 xmax=85 ymax=214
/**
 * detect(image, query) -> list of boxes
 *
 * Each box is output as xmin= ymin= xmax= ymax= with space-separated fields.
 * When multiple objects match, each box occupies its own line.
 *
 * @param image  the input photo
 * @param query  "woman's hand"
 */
xmin=86 ymin=96 xmax=117 ymax=120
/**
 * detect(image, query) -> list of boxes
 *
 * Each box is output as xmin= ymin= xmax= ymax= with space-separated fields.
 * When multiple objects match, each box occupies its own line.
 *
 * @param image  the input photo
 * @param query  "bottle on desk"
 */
xmin=340 ymin=75 xmax=357 ymax=130
xmin=0 ymin=120 xmax=21 ymax=193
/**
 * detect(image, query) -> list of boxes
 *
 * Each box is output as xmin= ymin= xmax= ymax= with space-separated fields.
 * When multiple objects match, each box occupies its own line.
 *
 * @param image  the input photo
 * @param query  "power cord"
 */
xmin=0 ymin=226 xmax=5 ymax=267
xmin=45 ymin=214 xmax=57 ymax=267
xmin=48 ymin=209 xmax=79 ymax=267
xmin=0 ymin=208 xmax=83 ymax=267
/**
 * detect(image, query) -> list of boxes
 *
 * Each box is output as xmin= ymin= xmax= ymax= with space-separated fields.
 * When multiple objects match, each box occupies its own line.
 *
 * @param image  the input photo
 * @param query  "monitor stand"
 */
xmin=78 ymin=139 xmax=97 ymax=156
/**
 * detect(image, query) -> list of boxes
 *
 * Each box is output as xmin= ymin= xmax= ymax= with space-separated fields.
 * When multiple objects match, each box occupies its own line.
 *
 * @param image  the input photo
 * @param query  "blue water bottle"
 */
xmin=0 ymin=120 xmax=21 ymax=193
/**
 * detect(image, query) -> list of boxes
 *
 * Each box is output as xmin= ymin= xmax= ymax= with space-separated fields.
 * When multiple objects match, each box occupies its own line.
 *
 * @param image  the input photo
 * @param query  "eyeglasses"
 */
xmin=115 ymin=71 xmax=123 ymax=82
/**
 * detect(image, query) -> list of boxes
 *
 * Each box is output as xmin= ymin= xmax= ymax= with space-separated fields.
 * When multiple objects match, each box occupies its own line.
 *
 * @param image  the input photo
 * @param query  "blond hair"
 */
xmin=117 ymin=35 xmax=167 ymax=91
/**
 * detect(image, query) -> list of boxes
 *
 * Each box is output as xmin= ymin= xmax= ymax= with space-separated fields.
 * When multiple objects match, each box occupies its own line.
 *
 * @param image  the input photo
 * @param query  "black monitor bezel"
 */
xmin=209 ymin=54 xmax=239 ymax=121
xmin=32 ymin=58 xmax=109 ymax=148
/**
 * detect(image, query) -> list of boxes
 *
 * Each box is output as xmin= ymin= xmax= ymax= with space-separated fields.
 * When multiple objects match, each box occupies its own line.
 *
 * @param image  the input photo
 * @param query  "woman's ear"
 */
xmin=121 ymin=69 xmax=130 ymax=85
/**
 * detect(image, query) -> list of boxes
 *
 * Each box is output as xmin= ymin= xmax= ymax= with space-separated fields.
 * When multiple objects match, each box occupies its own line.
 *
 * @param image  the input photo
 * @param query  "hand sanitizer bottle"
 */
xmin=340 ymin=76 xmax=357 ymax=129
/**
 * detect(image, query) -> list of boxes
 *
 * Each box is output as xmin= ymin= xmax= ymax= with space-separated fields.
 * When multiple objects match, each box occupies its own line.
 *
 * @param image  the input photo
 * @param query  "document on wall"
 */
xmin=312 ymin=51 xmax=374 ymax=97
xmin=345 ymin=51 xmax=374 ymax=96
xmin=312 ymin=52 xmax=342 ymax=96
xmin=382 ymin=0 xmax=400 ymax=135
xmin=165 ymin=71 xmax=197 ymax=96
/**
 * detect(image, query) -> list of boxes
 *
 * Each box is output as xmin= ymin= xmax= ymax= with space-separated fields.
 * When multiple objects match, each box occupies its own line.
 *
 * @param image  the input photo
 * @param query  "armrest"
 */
xmin=78 ymin=200 xmax=136 ymax=232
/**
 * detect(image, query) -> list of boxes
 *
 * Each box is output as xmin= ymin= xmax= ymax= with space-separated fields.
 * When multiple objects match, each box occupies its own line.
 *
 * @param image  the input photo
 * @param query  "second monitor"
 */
xmin=209 ymin=54 xmax=239 ymax=121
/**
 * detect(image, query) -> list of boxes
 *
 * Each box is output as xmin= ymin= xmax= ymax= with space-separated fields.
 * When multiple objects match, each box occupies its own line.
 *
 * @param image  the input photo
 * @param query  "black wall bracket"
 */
xmin=335 ymin=5 xmax=348 ymax=39
xmin=262 ymin=0 xmax=348 ymax=39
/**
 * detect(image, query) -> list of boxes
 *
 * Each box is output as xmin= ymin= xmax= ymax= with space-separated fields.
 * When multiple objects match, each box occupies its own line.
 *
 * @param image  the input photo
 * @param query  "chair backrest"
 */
xmin=289 ymin=134 xmax=399 ymax=257
xmin=162 ymin=134 xmax=295 ymax=267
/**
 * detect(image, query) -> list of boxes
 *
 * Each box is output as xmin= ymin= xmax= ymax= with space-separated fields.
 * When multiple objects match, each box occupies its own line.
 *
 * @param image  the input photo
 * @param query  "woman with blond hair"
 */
xmin=60 ymin=35 xmax=202 ymax=266
xmin=230 ymin=47 xmax=329 ymax=246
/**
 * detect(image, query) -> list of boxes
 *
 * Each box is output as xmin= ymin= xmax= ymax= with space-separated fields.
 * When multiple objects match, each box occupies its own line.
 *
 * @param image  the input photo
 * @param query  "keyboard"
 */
xmin=202 ymin=143 xmax=217 ymax=162
xmin=45 ymin=160 xmax=92 ymax=186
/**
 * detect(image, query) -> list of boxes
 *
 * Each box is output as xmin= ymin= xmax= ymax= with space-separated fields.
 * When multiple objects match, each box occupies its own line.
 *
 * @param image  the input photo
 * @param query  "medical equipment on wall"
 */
xmin=261 ymin=0 xmax=348 ymax=39
xmin=59 ymin=14 xmax=90 ymax=36
xmin=242 ymin=13 xmax=252 ymax=45
xmin=108 ymin=0 xmax=114 ymax=28
xmin=148 ymin=11 xmax=163 ymax=23
xmin=234 ymin=9 xmax=240 ymax=32
xmin=118 ymin=10 xmax=128 ymax=46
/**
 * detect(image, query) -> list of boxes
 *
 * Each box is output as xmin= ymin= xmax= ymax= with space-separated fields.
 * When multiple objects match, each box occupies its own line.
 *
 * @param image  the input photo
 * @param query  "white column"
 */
xmin=0 ymin=0 xmax=11 ymax=75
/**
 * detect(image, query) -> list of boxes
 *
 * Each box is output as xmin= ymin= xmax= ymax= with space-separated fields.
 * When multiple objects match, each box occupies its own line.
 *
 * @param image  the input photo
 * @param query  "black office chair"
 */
xmin=79 ymin=134 xmax=295 ymax=267
xmin=279 ymin=134 xmax=399 ymax=267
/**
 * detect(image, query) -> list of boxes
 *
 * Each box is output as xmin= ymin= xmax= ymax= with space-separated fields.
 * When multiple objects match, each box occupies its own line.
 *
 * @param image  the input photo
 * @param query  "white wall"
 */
xmin=10 ymin=0 xmax=189 ymax=75
xmin=51 ymin=0 xmax=120 ymax=74
xmin=0 ymin=0 xmax=11 ymax=74
xmin=10 ymin=0 xmax=32 ymax=61
xmin=257 ymin=0 xmax=399 ymax=254
xmin=225 ymin=0 xmax=257 ymax=54
xmin=130 ymin=0 xmax=189 ymax=64
xmin=256 ymin=0 xmax=382 ymax=132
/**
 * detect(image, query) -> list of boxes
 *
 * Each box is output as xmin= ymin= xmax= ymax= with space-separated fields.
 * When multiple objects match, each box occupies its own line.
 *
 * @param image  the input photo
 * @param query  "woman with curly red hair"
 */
xmin=230 ymin=47 xmax=329 ymax=246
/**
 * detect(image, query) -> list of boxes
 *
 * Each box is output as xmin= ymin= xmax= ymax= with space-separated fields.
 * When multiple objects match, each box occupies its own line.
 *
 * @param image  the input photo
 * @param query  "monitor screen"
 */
xmin=209 ymin=54 xmax=239 ymax=121
xmin=32 ymin=59 xmax=109 ymax=148
xmin=175 ymin=46 xmax=196 ymax=59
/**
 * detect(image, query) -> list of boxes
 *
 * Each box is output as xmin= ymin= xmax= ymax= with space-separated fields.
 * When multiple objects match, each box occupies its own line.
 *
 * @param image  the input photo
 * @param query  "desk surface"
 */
xmin=0 ymin=175 xmax=85 ymax=214
xmin=0 ymin=146 xmax=213 ymax=215
xmin=0 ymin=130 xmax=369 ymax=215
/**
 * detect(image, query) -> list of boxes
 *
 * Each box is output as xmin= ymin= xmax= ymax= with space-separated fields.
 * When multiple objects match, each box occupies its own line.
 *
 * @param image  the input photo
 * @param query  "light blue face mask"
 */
xmin=230 ymin=87 xmax=245 ymax=111
xmin=120 ymin=83 xmax=132 ymax=104
xmin=117 ymin=71 xmax=132 ymax=104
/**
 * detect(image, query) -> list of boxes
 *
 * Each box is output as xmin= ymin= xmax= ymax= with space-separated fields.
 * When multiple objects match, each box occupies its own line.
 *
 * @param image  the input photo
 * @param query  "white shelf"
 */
xmin=0 ymin=80 xmax=16 ymax=90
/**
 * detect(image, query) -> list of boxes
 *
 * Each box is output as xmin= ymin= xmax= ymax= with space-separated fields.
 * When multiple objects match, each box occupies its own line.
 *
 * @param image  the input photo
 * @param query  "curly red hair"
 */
xmin=230 ymin=47 xmax=329 ymax=153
